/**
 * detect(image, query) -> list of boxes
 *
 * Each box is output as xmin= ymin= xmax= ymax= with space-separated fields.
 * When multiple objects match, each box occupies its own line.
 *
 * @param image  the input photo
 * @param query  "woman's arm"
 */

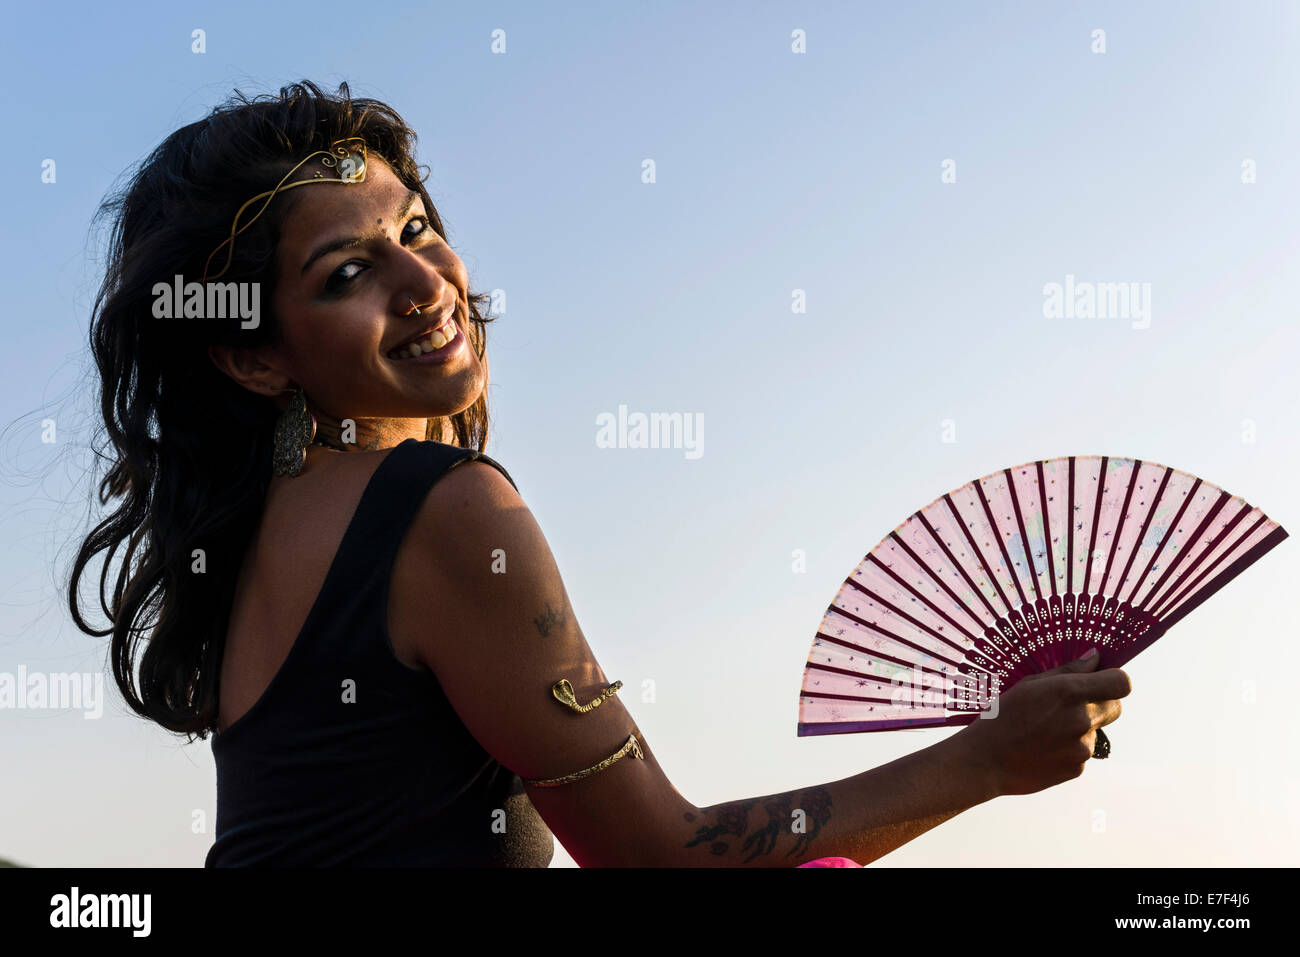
xmin=665 ymin=729 xmax=997 ymax=867
xmin=664 ymin=649 xmax=1127 ymax=866
xmin=394 ymin=461 xmax=1128 ymax=867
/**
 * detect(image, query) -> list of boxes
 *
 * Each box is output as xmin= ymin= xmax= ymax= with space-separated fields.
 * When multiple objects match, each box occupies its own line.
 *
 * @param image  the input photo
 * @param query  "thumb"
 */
xmin=1030 ymin=647 xmax=1100 ymax=680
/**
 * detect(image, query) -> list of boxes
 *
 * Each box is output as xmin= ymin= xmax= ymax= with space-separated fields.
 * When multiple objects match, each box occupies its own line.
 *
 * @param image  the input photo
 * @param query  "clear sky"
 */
xmin=1 ymin=0 xmax=1297 ymax=867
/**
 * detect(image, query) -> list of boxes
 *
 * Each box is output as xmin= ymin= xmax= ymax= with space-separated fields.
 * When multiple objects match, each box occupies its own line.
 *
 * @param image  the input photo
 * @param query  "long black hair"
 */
xmin=69 ymin=80 xmax=496 ymax=739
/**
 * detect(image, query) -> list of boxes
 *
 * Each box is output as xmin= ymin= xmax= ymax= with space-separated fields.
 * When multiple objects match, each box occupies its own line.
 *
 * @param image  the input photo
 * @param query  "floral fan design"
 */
xmin=797 ymin=456 xmax=1286 ymax=747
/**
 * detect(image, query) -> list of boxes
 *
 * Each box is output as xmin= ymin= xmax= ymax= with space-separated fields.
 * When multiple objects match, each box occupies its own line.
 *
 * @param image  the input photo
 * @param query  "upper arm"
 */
xmin=400 ymin=459 xmax=695 ymax=867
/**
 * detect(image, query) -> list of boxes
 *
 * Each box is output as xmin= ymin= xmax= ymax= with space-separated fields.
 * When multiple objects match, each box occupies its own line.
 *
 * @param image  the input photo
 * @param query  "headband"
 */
xmin=201 ymin=136 xmax=368 ymax=283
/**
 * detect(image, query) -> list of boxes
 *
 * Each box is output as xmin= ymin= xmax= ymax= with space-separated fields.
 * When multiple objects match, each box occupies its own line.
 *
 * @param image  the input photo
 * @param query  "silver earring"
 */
xmin=271 ymin=387 xmax=317 ymax=477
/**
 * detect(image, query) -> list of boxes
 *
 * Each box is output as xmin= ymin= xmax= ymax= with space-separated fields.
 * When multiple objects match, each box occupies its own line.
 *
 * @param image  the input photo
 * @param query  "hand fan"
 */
xmin=796 ymin=456 xmax=1287 ymax=756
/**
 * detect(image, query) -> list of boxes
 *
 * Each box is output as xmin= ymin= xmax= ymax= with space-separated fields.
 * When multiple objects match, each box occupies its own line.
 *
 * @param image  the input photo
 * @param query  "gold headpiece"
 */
xmin=201 ymin=137 xmax=368 ymax=282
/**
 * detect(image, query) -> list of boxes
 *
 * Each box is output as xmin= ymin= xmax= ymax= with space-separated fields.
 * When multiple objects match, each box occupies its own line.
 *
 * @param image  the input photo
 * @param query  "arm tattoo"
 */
xmin=683 ymin=786 xmax=833 ymax=862
xmin=532 ymin=601 xmax=566 ymax=638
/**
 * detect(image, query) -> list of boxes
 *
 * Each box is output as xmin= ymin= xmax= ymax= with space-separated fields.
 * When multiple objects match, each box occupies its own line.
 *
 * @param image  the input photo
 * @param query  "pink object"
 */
xmin=797 ymin=455 xmax=1287 ymax=741
xmin=797 ymin=856 xmax=863 ymax=867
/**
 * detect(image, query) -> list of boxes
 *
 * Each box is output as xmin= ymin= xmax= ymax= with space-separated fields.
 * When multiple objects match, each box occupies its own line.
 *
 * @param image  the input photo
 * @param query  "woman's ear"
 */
xmin=207 ymin=344 xmax=290 ymax=397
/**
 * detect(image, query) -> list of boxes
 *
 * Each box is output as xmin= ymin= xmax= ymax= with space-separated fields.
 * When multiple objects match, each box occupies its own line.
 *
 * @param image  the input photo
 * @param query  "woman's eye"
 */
xmin=402 ymin=216 xmax=431 ymax=242
xmin=323 ymin=216 xmax=435 ymax=294
xmin=324 ymin=261 xmax=365 ymax=293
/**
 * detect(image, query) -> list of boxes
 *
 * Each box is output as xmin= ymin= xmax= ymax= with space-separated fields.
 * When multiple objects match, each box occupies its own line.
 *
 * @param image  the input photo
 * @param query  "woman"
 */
xmin=70 ymin=80 xmax=1131 ymax=867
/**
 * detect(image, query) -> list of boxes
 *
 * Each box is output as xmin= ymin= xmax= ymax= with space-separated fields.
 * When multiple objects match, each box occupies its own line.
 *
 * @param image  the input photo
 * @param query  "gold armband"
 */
xmin=551 ymin=678 xmax=622 ymax=714
xmin=522 ymin=732 xmax=644 ymax=788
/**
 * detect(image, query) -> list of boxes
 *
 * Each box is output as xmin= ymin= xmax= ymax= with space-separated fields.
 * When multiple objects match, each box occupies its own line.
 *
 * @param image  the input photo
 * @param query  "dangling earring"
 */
xmin=271 ymin=386 xmax=317 ymax=477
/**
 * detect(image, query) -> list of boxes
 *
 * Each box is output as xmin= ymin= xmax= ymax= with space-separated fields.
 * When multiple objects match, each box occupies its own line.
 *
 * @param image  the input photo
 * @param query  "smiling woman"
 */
xmin=67 ymin=80 xmax=530 ymax=864
xmin=206 ymin=150 xmax=486 ymax=455
xmin=69 ymin=79 xmax=1129 ymax=869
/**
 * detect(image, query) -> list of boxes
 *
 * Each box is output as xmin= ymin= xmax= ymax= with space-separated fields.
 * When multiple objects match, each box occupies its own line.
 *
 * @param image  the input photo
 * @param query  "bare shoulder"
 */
xmin=390 ymin=454 xmax=559 ymax=675
xmin=417 ymin=454 xmax=522 ymax=528
xmin=404 ymin=455 xmax=533 ymax=579
xmin=390 ymin=453 xmax=700 ymax=866
xmin=415 ymin=453 xmax=571 ymax=646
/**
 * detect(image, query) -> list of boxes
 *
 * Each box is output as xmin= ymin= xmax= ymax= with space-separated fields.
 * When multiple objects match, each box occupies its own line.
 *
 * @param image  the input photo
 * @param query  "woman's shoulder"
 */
xmin=405 ymin=443 xmax=525 ymax=547
xmin=387 ymin=441 xmax=538 ymax=669
xmin=294 ymin=438 xmax=510 ymax=488
xmin=394 ymin=438 xmax=521 ymax=497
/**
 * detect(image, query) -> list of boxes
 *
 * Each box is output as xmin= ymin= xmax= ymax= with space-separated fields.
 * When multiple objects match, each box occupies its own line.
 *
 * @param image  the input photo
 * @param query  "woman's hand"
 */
xmin=955 ymin=649 xmax=1132 ymax=797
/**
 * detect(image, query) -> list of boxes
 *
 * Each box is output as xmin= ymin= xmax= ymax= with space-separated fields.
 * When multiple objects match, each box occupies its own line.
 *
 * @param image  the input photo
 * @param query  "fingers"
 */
xmin=1065 ymin=667 xmax=1132 ymax=703
xmin=1035 ymin=651 xmax=1102 ymax=679
xmin=1087 ymin=697 xmax=1123 ymax=729
xmin=1080 ymin=728 xmax=1099 ymax=769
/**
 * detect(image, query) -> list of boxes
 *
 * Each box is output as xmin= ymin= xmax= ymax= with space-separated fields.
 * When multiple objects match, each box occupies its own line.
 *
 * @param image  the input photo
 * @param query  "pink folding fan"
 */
xmin=796 ymin=456 xmax=1287 ymax=757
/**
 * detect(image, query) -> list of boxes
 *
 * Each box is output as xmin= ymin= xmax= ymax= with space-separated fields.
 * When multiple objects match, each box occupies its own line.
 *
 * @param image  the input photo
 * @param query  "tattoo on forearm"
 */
xmin=533 ymin=601 xmax=565 ymax=637
xmin=684 ymin=786 xmax=833 ymax=862
xmin=683 ymin=799 xmax=758 ymax=856
xmin=790 ymin=786 xmax=832 ymax=857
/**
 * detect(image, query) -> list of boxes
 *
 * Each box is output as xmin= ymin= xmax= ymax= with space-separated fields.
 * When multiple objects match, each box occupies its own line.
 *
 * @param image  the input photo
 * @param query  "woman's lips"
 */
xmin=386 ymin=313 xmax=459 ymax=360
xmin=385 ymin=318 xmax=466 ymax=365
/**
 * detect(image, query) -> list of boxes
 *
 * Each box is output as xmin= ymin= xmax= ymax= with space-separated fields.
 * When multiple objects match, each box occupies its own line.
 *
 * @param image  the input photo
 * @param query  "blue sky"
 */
xmin=1 ymin=0 xmax=1298 ymax=866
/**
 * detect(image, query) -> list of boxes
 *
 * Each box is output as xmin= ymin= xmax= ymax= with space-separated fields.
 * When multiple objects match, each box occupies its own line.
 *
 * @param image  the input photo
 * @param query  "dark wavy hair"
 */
xmin=68 ymin=80 xmax=496 ymax=739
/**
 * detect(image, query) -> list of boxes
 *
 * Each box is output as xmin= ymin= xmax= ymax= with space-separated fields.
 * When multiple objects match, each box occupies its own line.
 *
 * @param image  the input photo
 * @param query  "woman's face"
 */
xmin=260 ymin=156 xmax=485 ymax=445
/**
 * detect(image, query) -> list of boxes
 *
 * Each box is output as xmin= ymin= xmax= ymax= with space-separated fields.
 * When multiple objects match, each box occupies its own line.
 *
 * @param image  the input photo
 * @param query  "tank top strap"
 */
xmin=334 ymin=437 xmax=517 ymax=581
xmin=305 ymin=438 xmax=519 ymax=645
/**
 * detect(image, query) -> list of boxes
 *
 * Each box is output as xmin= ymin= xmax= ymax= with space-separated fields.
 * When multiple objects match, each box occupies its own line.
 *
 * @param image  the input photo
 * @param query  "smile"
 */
xmin=386 ymin=314 xmax=459 ymax=360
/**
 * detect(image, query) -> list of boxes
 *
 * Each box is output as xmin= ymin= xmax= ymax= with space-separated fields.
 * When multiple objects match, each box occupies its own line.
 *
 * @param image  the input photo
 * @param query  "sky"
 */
xmin=1 ymin=0 xmax=1297 ymax=867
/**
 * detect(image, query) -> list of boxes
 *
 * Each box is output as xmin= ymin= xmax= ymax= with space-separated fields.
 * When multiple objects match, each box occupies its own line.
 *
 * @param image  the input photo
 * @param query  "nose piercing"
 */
xmin=408 ymin=297 xmax=421 ymax=315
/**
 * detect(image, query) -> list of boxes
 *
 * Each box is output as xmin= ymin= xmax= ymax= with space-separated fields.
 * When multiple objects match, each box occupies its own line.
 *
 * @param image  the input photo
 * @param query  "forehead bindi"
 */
xmin=280 ymin=161 xmax=420 ymax=278
xmin=295 ymin=161 xmax=406 ymax=233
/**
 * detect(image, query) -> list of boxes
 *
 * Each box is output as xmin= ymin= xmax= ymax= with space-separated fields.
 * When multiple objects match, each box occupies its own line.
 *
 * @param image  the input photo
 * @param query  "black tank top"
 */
xmin=205 ymin=439 xmax=556 ymax=867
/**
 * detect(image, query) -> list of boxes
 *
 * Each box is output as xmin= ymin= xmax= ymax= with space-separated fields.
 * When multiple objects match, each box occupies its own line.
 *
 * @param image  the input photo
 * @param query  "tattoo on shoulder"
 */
xmin=684 ymin=786 xmax=833 ymax=862
xmin=532 ymin=601 xmax=566 ymax=638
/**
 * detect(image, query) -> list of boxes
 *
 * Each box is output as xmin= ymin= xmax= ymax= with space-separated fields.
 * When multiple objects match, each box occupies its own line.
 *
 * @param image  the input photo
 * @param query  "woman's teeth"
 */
xmin=387 ymin=319 xmax=458 ymax=360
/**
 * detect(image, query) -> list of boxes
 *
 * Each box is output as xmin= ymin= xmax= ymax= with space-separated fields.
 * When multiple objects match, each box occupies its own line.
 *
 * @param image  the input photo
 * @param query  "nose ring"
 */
xmin=408 ymin=297 xmax=421 ymax=315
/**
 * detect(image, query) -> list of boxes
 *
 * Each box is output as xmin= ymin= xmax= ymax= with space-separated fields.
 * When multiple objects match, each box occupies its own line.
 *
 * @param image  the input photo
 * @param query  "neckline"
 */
xmin=212 ymin=439 xmax=417 ymax=745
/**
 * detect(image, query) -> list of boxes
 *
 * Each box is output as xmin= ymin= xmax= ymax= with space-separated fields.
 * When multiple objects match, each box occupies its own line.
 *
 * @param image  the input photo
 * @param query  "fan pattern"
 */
xmin=798 ymin=456 xmax=1286 ymax=736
